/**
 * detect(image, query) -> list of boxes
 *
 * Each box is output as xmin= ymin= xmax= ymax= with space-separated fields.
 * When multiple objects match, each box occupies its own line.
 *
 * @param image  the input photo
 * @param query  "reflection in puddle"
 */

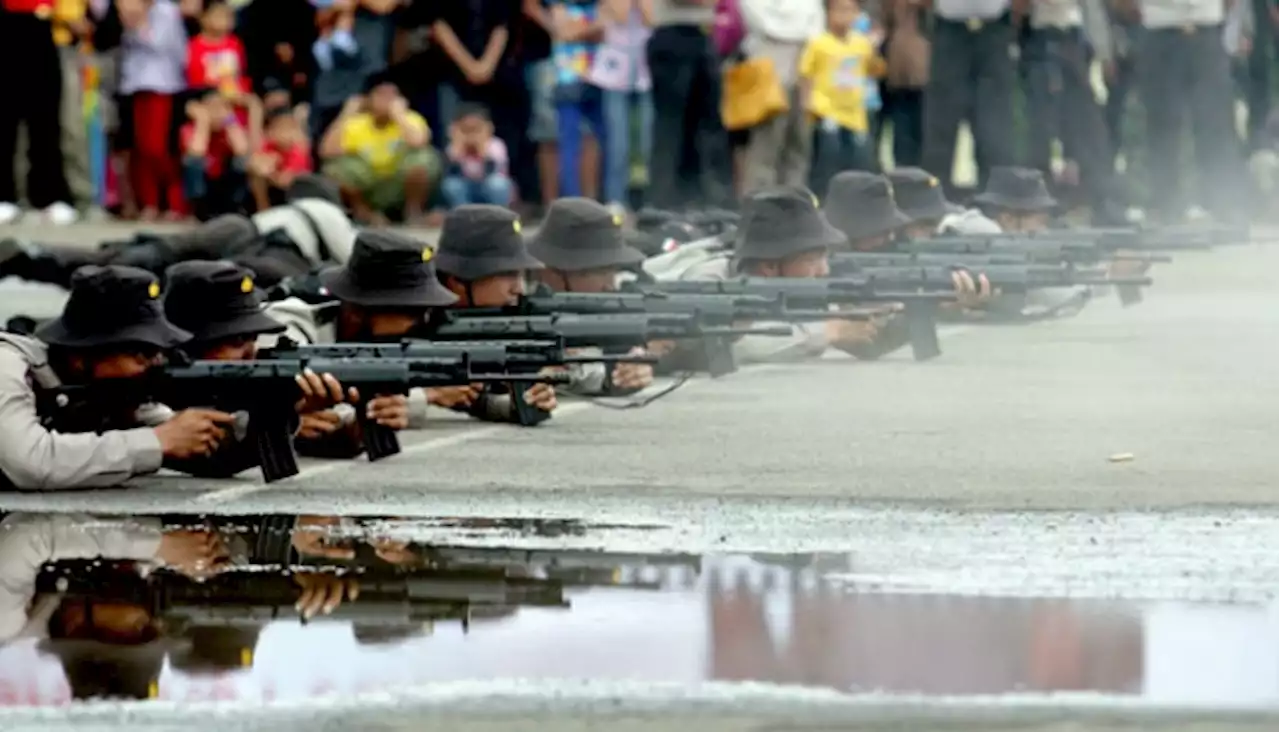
xmin=0 ymin=512 xmax=1274 ymax=709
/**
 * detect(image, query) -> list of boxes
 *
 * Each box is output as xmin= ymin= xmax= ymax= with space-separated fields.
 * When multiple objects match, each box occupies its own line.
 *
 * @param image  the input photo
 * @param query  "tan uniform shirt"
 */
xmin=0 ymin=335 xmax=162 ymax=491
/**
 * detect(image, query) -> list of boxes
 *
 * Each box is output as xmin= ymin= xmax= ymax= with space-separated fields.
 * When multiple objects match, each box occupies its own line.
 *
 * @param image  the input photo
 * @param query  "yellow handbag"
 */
xmin=721 ymin=56 xmax=789 ymax=131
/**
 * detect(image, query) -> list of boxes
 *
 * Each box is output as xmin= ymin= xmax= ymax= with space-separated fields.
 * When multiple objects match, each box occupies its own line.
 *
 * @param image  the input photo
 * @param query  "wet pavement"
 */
xmin=0 ymin=513 xmax=1275 ymax=717
xmin=0 ymin=226 xmax=1277 ymax=730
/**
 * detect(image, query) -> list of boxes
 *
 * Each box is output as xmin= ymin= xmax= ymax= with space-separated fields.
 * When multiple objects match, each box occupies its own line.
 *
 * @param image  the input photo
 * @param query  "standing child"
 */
xmin=441 ymin=103 xmax=513 ymax=208
xmin=549 ymin=0 xmax=608 ymax=199
xmin=186 ymin=0 xmax=251 ymax=104
xmin=117 ymin=0 xmax=189 ymax=221
xmin=799 ymin=0 xmax=884 ymax=196
xmin=590 ymin=0 xmax=653 ymax=217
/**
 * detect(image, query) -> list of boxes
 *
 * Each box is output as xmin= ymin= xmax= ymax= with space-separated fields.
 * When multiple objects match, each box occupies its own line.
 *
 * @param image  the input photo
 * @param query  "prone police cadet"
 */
xmin=970 ymin=166 xmax=1060 ymax=233
xmin=429 ymin=204 xmax=559 ymax=421
xmin=645 ymin=186 xmax=878 ymax=364
xmin=263 ymin=230 xmax=451 ymax=432
xmin=0 ymin=176 xmax=355 ymax=290
xmin=524 ymin=198 xmax=656 ymax=394
xmin=886 ymin=167 xmax=1014 ymax=236
xmin=0 ymin=266 xmax=236 ymax=491
xmin=823 ymin=171 xmax=994 ymax=306
xmin=161 ymin=261 xmax=355 ymax=471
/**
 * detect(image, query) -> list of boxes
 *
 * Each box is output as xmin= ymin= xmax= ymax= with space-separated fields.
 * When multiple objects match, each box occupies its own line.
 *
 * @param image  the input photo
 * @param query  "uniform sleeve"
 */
xmin=261 ymin=298 xmax=323 ymax=347
xmin=0 ymin=349 xmax=163 ymax=491
xmin=562 ymin=347 xmax=608 ymax=395
xmin=0 ymin=513 xmax=163 ymax=642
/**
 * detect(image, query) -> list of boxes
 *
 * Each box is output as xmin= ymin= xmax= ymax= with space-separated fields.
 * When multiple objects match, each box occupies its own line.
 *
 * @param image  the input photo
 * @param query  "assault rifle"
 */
xmin=423 ymin=312 xmax=792 ymax=377
xmin=40 ymin=565 xmax=569 ymax=629
xmin=631 ymin=277 xmax=957 ymax=361
xmin=827 ymin=260 xmax=1154 ymax=293
xmin=262 ymin=339 xmax=657 ymax=425
xmin=40 ymin=356 xmax=571 ymax=483
xmin=905 ymin=235 xmax=1175 ymax=265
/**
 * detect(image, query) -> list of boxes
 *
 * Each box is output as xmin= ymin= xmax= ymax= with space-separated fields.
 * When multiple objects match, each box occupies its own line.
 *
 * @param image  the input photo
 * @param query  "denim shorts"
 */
xmin=527 ymin=59 xmax=559 ymax=143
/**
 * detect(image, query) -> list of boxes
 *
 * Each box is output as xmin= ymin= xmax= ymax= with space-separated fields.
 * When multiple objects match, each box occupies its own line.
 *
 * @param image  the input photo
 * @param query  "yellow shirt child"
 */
xmin=339 ymin=111 xmax=430 ymax=178
xmin=799 ymin=30 xmax=886 ymax=136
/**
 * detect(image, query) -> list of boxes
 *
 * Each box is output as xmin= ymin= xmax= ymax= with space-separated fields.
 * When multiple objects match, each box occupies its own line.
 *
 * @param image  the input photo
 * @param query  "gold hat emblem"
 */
xmin=240 ymin=647 xmax=254 ymax=667
xmin=240 ymin=276 xmax=254 ymax=293
xmin=513 ymin=220 xmax=522 ymax=234
xmin=147 ymin=281 xmax=160 ymax=299
xmin=612 ymin=213 xmax=624 ymax=227
xmin=148 ymin=681 xmax=159 ymax=699
xmin=927 ymin=176 xmax=939 ymax=188
xmin=421 ymin=247 xmax=433 ymax=263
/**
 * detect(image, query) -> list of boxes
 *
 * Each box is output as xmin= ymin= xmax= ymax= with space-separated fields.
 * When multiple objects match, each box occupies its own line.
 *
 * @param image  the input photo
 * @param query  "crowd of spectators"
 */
xmin=0 ymin=0 xmax=1275 ymax=229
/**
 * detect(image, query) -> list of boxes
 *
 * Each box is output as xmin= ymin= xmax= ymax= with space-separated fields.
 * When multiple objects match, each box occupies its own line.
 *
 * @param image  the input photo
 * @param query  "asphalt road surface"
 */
xmin=0 ymin=224 xmax=1276 ymax=730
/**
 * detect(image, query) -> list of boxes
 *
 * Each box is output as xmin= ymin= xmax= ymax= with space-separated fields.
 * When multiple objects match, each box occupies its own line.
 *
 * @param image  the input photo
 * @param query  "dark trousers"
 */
xmin=182 ymin=156 xmax=248 ymax=222
xmin=0 ymin=12 xmax=72 ymax=207
xmin=1239 ymin=4 xmax=1277 ymax=150
xmin=883 ymin=87 xmax=924 ymax=167
xmin=921 ymin=16 xmax=1018 ymax=193
xmin=647 ymin=25 xmax=731 ymax=210
xmin=1023 ymin=27 xmax=1124 ymax=211
xmin=1136 ymin=25 xmax=1248 ymax=221
xmin=810 ymin=126 xmax=876 ymax=197
xmin=1103 ymin=53 xmax=1137 ymax=163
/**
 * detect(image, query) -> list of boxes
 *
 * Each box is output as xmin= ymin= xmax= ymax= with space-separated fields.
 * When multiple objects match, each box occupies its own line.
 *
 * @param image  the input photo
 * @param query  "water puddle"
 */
xmin=0 ymin=512 xmax=1274 ymax=709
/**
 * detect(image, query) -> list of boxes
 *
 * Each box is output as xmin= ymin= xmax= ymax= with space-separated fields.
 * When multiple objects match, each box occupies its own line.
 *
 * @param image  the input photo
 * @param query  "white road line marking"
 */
xmin=196 ymin=402 xmax=597 ymax=504
xmin=194 ymin=322 xmax=990 ymax=504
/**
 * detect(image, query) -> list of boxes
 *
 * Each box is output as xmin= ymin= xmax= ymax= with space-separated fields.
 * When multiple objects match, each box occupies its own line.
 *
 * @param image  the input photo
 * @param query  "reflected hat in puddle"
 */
xmin=168 ymin=625 xmax=262 ymax=674
xmin=40 ymin=636 xmax=186 ymax=701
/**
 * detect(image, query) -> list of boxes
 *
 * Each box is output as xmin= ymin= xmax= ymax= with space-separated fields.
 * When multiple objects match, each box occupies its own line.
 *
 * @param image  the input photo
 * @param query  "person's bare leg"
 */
xmin=341 ymin=183 xmax=378 ymax=224
xmin=538 ymin=142 xmax=559 ymax=207
xmin=402 ymin=165 xmax=430 ymax=223
xmin=580 ymin=134 xmax=600 ymax=200
xmin=248 ymin=174 xmax=272 ymax=212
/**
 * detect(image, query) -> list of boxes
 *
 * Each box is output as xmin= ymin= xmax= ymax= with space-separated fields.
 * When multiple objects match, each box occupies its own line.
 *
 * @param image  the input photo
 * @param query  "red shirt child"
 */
xmin=186 ymin=2 xmax=250 ymax=98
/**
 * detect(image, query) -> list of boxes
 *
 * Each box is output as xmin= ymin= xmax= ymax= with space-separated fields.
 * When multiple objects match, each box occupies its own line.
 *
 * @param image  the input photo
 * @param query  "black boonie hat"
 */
xmin=320 ymin=230 xmax=458 ymax=308
xmin=823 ymin=172 xmax=911 ymax=242
xmin=527 ymin=197 xmax=645 ymax=272
xmin=973 ymin=166 xmax=1058 ymax=212
xmin=40 ymin=636 xmax=183 ymax=701
xmin=434 ymin=204 xmax=544 ymax=281
xmin=734 ymin=186 xmax=845 ymax=261
xmin=168 ymin=626 xmax=261 ymax=674
xmin=163 ymin=261 xmax=285 ymax=343
xmin=36 ymin=265 xmax=191 ymax=349
xmin=887 ymin=167 xmax=961 ymax=223
xmin=287 ymin=173 xmax=343 ymax=207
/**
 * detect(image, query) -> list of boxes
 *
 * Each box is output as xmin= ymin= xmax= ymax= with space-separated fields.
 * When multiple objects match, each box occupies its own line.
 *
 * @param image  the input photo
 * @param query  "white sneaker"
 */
xmin=0 ymin=202 xmax=21 ymax=225
xmin=43 ymin=202 xmax=79 ymax=226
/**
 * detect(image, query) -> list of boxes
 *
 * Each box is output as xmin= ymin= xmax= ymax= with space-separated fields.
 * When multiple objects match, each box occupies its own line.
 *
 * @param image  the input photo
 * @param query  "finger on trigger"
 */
xmin=323 ymin=373 xmax=343 ymax=402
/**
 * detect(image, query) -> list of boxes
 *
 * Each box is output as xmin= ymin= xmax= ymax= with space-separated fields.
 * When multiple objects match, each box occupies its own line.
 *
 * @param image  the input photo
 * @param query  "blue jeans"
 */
xmin=442 ymin=174 xmax=514 ymax=209
xmin=601 ymin=89 xmax=653 ymax=207
xmin=809 ymin=127 xmax=874 ymax=199
xmin=182 ymin=155 xmax=246 ymax=220
xmin=555 ymin=84 xmax=608 ymax=198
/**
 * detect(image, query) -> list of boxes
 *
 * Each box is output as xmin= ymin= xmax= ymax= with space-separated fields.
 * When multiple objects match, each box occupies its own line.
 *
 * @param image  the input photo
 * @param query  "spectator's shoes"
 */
xmin=0 ymin=202 xmax=20 ymax=226
xmin=43 ymin=202 xmax=79 ymax=226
